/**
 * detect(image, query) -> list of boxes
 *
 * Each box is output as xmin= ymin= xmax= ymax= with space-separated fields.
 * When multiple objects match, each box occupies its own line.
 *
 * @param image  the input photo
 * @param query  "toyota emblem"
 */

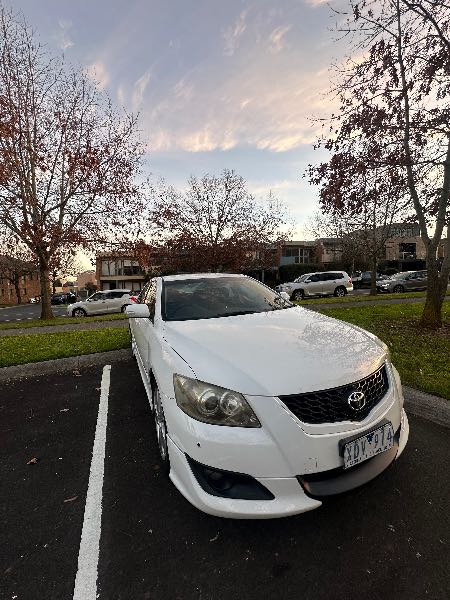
xmin=348 ymin=390 xmax=366 ymax=411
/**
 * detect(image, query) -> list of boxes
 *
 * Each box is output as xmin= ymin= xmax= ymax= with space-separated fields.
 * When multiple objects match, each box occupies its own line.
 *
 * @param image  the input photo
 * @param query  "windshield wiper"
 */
xmin=224 ymin=310 xmax=257 ymax=317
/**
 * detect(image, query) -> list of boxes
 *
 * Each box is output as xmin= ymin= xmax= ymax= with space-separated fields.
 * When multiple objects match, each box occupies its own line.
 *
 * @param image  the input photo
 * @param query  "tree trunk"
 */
xmin=39 ymin=261 xmax=54 ymax=320
xmin=370 ymin=255 xmax=378 ymax=295
xmin=13 ymin=275 xmax=22 ymax=304
xmin=420 ymin=244 xmax=443 ymax=328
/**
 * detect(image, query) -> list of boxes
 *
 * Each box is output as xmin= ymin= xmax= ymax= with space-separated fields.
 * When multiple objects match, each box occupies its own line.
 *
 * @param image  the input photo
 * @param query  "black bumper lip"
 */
xmin=298 ymin=428 xmax=400 ymax=498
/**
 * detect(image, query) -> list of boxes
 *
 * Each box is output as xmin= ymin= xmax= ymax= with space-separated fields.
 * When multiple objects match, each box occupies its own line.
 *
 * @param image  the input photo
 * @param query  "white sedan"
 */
xmin=126 ymin=273 xmax=409 ymax=519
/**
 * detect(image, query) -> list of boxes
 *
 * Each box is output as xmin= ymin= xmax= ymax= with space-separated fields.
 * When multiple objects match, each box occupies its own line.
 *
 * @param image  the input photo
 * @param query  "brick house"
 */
xmin=0 ymin=256 xmax=41 ymax=305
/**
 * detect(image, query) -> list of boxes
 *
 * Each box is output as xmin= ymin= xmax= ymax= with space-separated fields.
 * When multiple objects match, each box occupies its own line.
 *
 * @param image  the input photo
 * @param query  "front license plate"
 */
xmin=343 ymin=422 xmax=394 ymax=469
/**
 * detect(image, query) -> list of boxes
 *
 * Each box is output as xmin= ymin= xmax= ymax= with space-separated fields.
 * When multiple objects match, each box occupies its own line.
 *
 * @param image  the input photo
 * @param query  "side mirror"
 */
xmin=280 ymin=291 xmax=290 ymax=301
xmin=126 ymin=304 xmax=150 ymax=319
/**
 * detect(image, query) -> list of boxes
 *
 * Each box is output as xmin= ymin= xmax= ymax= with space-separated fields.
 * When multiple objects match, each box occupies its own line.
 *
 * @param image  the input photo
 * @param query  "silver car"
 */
xmin=377 ymin=271 xmax=428 ymax=293
xmin=67 ymin=289 xmax=132 ymax=317
xmin=276 ymin=271 xmax=353 ymax=301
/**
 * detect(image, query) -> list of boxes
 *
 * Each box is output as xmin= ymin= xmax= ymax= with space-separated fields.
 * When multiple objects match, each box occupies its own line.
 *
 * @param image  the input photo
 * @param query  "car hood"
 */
xmin=162 ymin=307 xmax=387 ymax=396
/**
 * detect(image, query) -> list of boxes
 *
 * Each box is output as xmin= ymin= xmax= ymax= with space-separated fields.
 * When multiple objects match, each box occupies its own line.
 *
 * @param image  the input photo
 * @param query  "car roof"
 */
xmin=162 ymin=273 xmax=245 ymax=282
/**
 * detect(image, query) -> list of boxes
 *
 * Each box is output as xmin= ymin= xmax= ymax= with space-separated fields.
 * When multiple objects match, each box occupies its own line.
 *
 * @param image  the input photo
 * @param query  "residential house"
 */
xmin=96 ymin=253 xmax=146 ymax=292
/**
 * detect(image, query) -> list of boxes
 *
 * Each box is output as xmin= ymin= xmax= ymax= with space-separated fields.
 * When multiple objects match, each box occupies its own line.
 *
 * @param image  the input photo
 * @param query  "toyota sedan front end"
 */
xmin=126 ymin=274 xmax=409 ymax=518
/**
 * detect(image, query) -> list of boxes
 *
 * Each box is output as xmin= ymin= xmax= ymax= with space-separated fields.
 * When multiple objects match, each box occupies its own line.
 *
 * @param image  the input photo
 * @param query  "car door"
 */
xmin=404 ymin=273 xmax=417 ymax=290
xmin=414 ymin=271 xmax=428 ymax=290
xmin=108 ymin=291 xmax=129 ymax=313
xmin=303 ymin=273 xmax=323 ymax=296
xmin=132 ymin=280 xmax=157 ymax=376
xmin=87 ymin=292 xmax=108 ymax=315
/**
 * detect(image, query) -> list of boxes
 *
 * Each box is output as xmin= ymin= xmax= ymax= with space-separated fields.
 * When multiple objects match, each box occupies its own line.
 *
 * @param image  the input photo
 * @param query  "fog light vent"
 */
xmin=186 ymin=455 xmax=274 ymax=500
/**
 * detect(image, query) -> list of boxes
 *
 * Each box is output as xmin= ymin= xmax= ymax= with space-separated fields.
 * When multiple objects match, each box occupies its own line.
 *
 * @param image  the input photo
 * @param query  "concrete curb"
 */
xmin=0 ymin=352 xmax=448 ymax=427
xmin=0 ymin=349 xmax=132 ymax=381
xmin=403 ymin=386 xmax=450 ymax=428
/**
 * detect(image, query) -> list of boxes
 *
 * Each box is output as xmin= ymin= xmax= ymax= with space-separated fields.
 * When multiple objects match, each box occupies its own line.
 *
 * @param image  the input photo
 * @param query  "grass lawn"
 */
xmin=298 ymin=289 xmax=450 ymax=305
xmin=0 ymin=327 xmax=130 ymax=368
xmin=0 ymin=313 xmax=127 ymax=330
xmin=322 ymin=303 xmax=450 ymax=399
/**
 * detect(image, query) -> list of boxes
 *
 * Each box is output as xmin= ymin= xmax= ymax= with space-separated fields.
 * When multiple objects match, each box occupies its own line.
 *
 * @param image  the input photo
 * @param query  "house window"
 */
xmin=282 ymin=248 xmax=310 ymax=263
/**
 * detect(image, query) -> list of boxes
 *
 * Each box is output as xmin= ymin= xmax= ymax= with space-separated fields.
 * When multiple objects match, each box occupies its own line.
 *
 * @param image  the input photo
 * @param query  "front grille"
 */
xmin=278 ymin=365 xmax=389 ymax=425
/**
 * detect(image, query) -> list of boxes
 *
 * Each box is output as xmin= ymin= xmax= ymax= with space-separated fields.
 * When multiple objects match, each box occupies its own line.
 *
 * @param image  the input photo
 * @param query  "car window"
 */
xmin=162 ymin=277 xmax=292 ymax=322
xmin=90 ymin=292 xmax=105 ymax=301
xmin=306 ymin=274 xmax=321 ymax=283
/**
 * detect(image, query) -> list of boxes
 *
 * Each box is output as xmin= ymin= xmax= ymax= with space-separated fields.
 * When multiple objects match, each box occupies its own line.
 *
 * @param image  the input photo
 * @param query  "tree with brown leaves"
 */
xmin=310 ymin=0 xmax=450 ymax=327
xmin=0 ymin=6 xmax=145 ymax=318
xmin=146 ymin=170 xmax=290 ymax=274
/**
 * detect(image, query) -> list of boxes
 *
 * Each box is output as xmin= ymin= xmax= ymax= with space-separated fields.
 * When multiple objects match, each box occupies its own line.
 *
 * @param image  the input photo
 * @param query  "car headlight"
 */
xmin=173 ymin=375 xmax=261 ymax=427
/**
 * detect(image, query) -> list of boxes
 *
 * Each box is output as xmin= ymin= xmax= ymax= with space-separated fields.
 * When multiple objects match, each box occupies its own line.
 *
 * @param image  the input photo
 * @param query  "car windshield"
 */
xmin=162 ymin=277 xmax=292 ymax=322
xmin=389 ymin=272 xmax=407 ymax=279
xmin=294 ymin=274 xmax=310 ymax=283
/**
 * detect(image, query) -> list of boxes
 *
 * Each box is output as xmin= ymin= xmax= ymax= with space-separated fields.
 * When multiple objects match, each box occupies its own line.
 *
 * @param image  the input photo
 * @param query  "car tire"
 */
xmin=72 ymin=308 xmax=87 ymax=317
xmin=121 ymin=304 xmax=129 ymax=313
xmin=152 ymin=385 xmax=170 ymax=473
xmin=334 ymin=286 xmax=346 ymax=297
xmin=393 ymin=285 xmax=404 ymax=293
xmin=292 ymin=290 xmax=304 ymax=301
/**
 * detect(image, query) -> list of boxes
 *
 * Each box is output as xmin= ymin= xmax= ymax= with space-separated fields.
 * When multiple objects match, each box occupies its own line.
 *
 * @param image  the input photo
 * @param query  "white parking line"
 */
xmin=73 ymin=365 xmax=111 ymax=600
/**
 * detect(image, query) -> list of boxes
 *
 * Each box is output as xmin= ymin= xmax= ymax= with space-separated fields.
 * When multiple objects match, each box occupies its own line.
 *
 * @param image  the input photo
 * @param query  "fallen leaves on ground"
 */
xmin=26 ymin=457 xmax=38 ymax=465
xmin=63 ymin=495 xmax=78 ymax=503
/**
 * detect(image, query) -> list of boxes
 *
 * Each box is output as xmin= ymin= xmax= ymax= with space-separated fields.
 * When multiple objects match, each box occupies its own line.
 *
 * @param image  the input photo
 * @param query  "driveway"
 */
xmin=1 ymin=359 xmax=448 ymax=600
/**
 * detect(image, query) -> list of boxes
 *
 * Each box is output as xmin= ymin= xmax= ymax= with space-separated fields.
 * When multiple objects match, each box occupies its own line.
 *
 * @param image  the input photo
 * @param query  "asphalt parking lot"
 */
xmin=1 ymin=359 xmax=449 ymax=600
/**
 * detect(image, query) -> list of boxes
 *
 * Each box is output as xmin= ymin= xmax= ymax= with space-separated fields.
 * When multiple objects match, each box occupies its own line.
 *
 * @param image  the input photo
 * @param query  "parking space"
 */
xmin=1 ymin=360 xmax=449 ymax=600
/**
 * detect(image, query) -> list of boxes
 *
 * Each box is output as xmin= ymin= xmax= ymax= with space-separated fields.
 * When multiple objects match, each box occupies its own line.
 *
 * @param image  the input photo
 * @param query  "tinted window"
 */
xmin=162 ymin=277 xmax=292 ymax=322
xmin=307 ymin=274 xmax=321 ymax=282
xmin=90 ymin=293 xmax=105 ymax=301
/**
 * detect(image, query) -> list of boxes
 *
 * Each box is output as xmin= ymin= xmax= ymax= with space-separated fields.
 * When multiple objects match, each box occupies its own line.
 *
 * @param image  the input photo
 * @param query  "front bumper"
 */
xmin=167 ymin=410 xmax=409 ymax=518
xmin=162 ymin=362 xmax=409 ymax=518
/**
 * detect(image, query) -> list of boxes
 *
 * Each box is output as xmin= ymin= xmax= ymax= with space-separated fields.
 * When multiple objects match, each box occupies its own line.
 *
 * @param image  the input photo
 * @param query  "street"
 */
xmin=1 ymin=359 xmax=448 ymax=600
xmin=0 ymin=303 xmax=67 ymax=322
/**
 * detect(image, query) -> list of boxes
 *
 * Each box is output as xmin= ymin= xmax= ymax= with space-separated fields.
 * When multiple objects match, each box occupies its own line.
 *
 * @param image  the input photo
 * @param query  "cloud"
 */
xmin=85 ymin=62 xmax=110 ymax=90
xmin=223 ymin=10 xmax=249 ymax=56
xmin=132 ymin=70 xmax=152 ymax=110
xmin=57 ymin=19 xmax=74 ymax=51
xmin=268 ymin=25 xmax=291 ymax=54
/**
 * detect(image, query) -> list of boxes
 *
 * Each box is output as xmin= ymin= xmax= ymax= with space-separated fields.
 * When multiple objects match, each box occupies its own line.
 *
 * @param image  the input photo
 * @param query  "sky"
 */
xmin=11 ymin=0 xmax=348 ymax=250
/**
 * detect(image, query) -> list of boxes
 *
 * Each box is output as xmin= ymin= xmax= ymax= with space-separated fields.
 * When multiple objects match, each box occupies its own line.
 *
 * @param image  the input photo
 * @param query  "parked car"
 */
xmin=129 ymin=290 xmax=142 ymax=303
xmin=126 ymin=273 xmax=409 ymax=518
xmin=377 ymin=270 xmax=428 ymax=293
xmin=353 ymin=271 xmax=391 ymax=289
xmin=67 ymin=289 xmax=132 ymax=316
xmin=51 ymin=293 xmax=68 ymax=305
xmin=275 ymin=271 xmax=353 ymax=300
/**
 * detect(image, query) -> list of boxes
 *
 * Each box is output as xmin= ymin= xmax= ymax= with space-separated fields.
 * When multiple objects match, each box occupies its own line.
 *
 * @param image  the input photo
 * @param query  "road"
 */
xmin=1 ymin=359 xmax=448 ymax=600
xmin=0 ymin=303 xmax=67 ymax=322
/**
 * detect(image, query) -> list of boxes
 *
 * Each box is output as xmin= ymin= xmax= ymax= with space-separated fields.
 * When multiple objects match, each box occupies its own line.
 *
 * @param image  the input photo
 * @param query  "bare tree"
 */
xmin=147 ymin=170 xmax=291 ymax=273
xmin=0 ymin=232 xmax=37 ymax=304
xmin=0 ymin=6 xmax=145 ymax=318
xmin=310 ymin=0 xmax=450 ymax=326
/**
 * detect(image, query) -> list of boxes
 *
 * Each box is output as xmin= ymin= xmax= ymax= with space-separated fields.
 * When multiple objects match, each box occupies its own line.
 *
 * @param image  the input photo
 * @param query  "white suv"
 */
xmin=276 ymin=271 xmax=353 ymax=301
xmin=126 ymin=273 xmax=408 ymax=519
xmin=67 ymin=289 xmax=132 ymax=317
